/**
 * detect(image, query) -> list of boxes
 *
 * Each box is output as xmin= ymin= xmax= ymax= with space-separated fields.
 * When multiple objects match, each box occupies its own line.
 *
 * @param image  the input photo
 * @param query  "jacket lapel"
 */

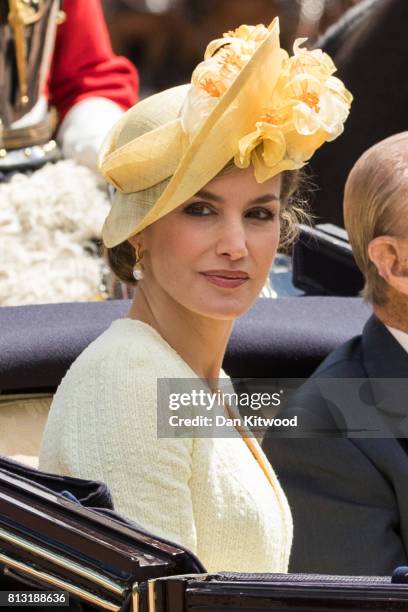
xmin=355 ymin=316 xmax=408 ymax=559
xmin=361 ymin=315 xmax=408 ymax=424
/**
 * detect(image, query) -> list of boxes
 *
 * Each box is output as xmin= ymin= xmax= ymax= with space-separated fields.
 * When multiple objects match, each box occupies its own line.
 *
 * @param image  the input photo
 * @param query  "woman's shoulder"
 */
xmin=62 ymin=318 xmax=194 ymax=385
xmin=41 ymin=319 xmax=195 ymax=475
xmin=48 ymin=318 xmax=197 ymax=432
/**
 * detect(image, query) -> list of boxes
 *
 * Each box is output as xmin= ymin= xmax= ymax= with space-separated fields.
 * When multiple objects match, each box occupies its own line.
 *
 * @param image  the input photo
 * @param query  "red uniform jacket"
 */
xmin=45 ymin=0 xmax=139 ymax=121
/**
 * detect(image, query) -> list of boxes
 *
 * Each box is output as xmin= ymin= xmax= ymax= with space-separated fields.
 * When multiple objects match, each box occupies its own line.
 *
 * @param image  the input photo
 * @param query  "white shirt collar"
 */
xmin=385 ymin=325 xmax=408 ymax=354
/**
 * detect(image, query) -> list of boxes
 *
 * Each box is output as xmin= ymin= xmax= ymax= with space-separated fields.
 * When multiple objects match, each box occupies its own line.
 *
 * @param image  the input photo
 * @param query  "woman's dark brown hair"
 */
xmin=106 ymin=167 xmax=309 ymax=286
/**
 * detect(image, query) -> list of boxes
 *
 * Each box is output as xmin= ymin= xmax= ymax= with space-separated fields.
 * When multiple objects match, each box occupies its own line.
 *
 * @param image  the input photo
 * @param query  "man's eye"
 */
xmin=184 ymin=203 xmax=214 ymax=216
xmin=246 ymin=208 xmax=276 ymax=220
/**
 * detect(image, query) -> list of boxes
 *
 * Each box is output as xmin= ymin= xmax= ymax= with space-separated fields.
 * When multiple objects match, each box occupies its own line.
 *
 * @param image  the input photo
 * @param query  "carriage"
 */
xmin=2 ymin=296 xmax=406 ymax=612
xmin=1 ymin=0 xmax=408 ymax=609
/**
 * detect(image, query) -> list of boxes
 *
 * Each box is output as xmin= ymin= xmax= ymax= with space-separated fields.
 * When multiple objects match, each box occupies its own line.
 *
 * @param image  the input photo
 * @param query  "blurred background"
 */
xmin=101 ymin=0 xmax=362 ymax=96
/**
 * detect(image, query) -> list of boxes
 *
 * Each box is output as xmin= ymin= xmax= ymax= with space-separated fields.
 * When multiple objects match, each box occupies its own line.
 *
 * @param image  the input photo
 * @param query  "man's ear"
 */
xmin=368 ymin=236 xmax=408 ymax=295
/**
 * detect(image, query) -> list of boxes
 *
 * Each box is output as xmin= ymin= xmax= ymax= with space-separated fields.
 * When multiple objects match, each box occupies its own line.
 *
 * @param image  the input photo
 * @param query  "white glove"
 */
xmin=57 ymin=97 xmax=124 ymax=174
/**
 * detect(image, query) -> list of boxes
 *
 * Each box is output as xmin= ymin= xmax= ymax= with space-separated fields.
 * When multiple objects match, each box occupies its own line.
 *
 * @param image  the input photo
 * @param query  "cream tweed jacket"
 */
xmin=39 ymin=319 xmax=293 ymax=572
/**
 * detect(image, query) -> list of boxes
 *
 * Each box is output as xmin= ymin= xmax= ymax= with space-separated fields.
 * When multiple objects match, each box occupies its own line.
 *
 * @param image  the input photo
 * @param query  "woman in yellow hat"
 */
xmin=39 ymin=19 xmax=351 ymax=573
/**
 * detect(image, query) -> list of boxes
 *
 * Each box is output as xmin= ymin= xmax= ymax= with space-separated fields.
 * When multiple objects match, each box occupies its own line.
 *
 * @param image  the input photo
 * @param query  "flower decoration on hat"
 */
xmin=182 ymin=24 xmax=276 ymax=138
xmin=182 ymin=27 xmax=353 ymax=182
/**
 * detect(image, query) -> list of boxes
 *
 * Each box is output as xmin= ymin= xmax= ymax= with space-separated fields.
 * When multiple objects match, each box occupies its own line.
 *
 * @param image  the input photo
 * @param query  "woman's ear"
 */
xmin=368 ymin=236 xmax=408 ymax=295
xmin=128 ymin=233 xmax=143 ymax=250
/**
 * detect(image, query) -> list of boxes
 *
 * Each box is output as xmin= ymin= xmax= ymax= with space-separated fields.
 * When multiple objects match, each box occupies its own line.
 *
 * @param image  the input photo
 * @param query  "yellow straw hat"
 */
xmin=99 ymin=19 xmax=352 ymax=248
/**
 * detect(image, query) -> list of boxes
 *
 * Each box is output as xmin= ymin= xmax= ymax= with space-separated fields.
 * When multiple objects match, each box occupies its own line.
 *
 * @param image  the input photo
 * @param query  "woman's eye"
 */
xmin=246 ymin=208 xmax=276 ymax=221
xmin=184 ymin=203 xmax=214 ymax=216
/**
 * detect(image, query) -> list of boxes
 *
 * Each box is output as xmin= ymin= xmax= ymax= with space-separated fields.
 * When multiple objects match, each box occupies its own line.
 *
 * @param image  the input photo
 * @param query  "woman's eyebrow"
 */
xmin=194 ymin=189 xmax=224 ymax=202
xmin=193 ymin=190 xmax=279 ymax=204
xmin=248 ymin=194 xmax=280 ymax=205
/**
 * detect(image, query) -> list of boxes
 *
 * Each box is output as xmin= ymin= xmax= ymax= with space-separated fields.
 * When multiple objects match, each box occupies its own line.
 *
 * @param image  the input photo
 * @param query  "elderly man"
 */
xmin=263 ymin=132 xmax=408 ymax=576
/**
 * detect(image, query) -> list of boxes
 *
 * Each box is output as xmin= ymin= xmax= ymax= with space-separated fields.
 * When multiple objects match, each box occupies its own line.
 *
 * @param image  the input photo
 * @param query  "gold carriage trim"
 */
xmin=0 ymin=110 xmax=57 ymax=151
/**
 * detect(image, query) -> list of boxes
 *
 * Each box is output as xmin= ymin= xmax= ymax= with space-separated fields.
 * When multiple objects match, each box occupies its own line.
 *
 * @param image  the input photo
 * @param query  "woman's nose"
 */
xmin=215 ymin=219 xmax=249 ymax=260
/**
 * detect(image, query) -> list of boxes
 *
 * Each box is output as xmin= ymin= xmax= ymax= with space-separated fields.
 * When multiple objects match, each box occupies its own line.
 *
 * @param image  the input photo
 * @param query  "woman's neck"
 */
xmin=127 ymin=285 xmax=233 ymax=383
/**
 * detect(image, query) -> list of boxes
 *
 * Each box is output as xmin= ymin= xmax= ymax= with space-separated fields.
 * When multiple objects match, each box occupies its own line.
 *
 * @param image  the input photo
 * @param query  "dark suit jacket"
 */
xmin=263 ymin=315 xmax=408 ymax=576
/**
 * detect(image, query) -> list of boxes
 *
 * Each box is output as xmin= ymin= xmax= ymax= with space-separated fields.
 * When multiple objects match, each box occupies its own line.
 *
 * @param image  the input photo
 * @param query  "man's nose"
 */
xmin=215 ymin=218 xmax=248 ymax=260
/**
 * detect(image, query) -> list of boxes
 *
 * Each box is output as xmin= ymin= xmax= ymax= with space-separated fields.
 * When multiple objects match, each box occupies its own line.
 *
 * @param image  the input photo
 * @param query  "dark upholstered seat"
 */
xmin=224 ymin=297 xmax=371 ymax=378
xmin=0 ymin=298 xmax=371 ymax=393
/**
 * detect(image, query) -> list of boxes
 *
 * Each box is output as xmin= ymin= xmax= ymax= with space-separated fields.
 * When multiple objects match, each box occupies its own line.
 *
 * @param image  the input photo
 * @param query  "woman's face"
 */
xmin=139 ymin=166 xmax=282 ymax=319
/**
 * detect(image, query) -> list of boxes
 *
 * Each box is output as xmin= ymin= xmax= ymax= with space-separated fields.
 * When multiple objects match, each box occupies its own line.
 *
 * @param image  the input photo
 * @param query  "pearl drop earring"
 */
xmin=133 ymin=244 xmax=144 ymax=281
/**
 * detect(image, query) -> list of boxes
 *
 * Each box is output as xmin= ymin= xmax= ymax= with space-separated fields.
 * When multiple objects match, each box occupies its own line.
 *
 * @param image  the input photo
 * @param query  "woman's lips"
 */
xmin=200 ymin=272 xmax=249 ymax=288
